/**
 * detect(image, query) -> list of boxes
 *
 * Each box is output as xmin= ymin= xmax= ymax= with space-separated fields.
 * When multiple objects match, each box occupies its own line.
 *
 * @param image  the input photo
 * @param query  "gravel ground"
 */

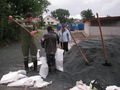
xmin=0 ymin=35 xmax=72 ymax=90
xmin=0 ymin=32 xmax=120 ymax=90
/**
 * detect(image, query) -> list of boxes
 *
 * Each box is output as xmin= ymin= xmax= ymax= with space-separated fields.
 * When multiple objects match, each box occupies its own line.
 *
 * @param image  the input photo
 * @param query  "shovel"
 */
xmin=8 ymin=16 xmax=38 ymax=37
xmin=96 ymin=13 xmax=111 ymax=66
xmin=69 ymin=30 xmax=89 ymax=65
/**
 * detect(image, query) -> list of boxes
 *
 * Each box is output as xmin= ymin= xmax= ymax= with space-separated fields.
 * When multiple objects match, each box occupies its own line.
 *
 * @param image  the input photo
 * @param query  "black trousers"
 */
xmin=46 ymin=54 xmax=56 ymax=67
xmin=61 ymin=42 xmax=68 ymax=52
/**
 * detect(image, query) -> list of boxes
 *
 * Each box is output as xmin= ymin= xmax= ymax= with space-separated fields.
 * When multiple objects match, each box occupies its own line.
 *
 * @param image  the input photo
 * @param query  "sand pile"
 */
xmin=63 ymin=36 xmax=120 ymax=87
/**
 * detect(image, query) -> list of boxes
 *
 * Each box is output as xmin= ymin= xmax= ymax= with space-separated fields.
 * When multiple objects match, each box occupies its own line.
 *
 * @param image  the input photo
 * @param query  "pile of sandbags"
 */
xmin=0 ymin=70 xmax=52 ymax=88
xmin=0 ymin=48 xmax=64 ymax=88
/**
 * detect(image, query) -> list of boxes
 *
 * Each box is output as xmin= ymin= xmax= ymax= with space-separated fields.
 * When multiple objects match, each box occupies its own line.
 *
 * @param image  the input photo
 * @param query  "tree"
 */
xmin=80 ymin=9 xmax=95 ymax=21
xmin=0 ymin=0 xmax=50 ymax=45
xmin=51 ymin=9 xmax=70 ymax=23
xmin=66 ymin=18 xmax=74 ymax=24
xmin=6 ymin=0 xmax=50 ymax=17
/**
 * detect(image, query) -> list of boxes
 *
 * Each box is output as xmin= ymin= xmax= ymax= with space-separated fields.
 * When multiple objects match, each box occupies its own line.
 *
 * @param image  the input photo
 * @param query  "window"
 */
xmin=48 ymin=22 xmax=50 ymax=24
xmin=51 ymin=22 xmax=54 ymax=24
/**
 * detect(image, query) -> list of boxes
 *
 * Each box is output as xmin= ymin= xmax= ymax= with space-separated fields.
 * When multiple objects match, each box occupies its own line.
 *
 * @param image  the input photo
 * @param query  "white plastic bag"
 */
xmin=7 ymin=77 xmax=29 ymax=87
xmin=0 ymin=70 xmax=27 ymax=84
xmin=37 ymin=49 xmax=41 ymax=61
xmin=23 ymin=75 xmax=43 ymax=87
xmin=34 ymin=81 xmax=52 ymax=88
xmin=8 ymin=75 xmax=49 ymax=87
xmin=28 ymin=49 xmax=42 ymax=68
xmin=55 ymin=48 xmax=64 ymax=72
xmin=28 ymin=61 xmax=42 ymax=68
xmin=70 ymin=80 xmax=90 ymax=90
xmin=39 ymin=57 xmax=48 ymax=79
xmin=106 ymin=85 xmax=120 ymax=90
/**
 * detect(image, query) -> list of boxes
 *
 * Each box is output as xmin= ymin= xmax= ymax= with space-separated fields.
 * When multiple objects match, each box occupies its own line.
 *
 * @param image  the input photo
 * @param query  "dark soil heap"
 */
xmin=63 ymin=36 xmax=120 ymax=87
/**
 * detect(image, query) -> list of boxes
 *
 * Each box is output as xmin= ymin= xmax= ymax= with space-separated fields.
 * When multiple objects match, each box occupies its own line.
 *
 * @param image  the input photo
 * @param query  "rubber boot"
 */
xmin=50 ymin=66 xmax=56 ymax=72
xmin=24 ymin=60 xmax=29 ymax=72
xmin=33 ymin=61 xmax=37 ymax=71
xmin=49 ymin=67 xmax=52 ymax=73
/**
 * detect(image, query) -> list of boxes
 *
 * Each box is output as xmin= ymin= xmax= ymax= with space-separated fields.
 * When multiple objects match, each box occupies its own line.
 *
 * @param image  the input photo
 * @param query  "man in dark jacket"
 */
xmin=41 ymin=26 xmax=59 ymax=72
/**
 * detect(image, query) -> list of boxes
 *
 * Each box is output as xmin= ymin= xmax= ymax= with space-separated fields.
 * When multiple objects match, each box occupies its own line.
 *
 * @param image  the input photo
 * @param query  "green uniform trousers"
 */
xmin=21 ymin=37 xmax=37 ymax=62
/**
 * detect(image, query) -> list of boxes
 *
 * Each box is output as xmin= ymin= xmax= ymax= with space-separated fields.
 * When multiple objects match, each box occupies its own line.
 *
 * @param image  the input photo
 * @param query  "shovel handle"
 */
xmin=8 ymin=16 xmax=32 ymax=36
xmin=69 ymin=30 xmax=89 ymax=64
xmin=96 ymin=13 xmax=107 ymax=59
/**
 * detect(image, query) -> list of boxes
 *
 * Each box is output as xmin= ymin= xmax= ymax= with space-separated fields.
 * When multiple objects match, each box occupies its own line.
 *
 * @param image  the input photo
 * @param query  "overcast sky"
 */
xmin=44 ymin=0 xmax=120 ymax=19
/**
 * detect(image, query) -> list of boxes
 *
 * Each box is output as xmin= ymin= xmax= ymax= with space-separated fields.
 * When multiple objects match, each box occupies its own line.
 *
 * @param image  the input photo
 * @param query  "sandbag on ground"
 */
xmin=0 ymin=70 xmax=27 ymax=84
xmin=70 ymin=80 xmax=90 ymax=90
xmin=7 ymin=75 xmax=52 ymax=88
xmin=106 ymin=85 xmax=120 ymax=90
xmin=55 ymin=48 xmax=64 ymax=72
xmin=39 ymin=57 xmax=48 ymax=79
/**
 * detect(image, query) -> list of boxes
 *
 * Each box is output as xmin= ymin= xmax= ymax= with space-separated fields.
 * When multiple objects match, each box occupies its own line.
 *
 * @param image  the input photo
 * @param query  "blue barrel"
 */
xmin=75 ymin=24 xmax=79 ymax=30
xmin=72 ymin=24 xmax=76 ymax=31
xmin=78 ymin=24 xmax=84 ymax=30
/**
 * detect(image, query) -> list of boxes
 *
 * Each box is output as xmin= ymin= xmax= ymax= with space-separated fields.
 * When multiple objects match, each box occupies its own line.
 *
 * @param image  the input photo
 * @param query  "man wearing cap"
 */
xmin=41 ymin=26 xmax=59 ymax=72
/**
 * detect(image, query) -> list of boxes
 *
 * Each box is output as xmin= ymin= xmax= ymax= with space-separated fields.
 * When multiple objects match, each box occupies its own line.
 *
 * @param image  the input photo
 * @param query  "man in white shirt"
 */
xmin=58 ymin=25 xmax=71 ymax=52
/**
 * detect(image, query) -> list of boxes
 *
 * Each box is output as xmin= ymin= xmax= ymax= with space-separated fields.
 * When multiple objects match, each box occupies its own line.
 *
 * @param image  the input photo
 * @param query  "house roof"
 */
xmin=85 ymin=16 xmax=120 ymax=22
xmin=44 ymin=15 xmax=59 ymax=22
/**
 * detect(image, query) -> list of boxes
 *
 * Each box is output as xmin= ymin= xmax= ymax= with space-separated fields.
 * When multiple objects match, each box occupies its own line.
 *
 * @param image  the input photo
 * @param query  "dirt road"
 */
xmin=0 ymin=37 xmax=72 ymax=90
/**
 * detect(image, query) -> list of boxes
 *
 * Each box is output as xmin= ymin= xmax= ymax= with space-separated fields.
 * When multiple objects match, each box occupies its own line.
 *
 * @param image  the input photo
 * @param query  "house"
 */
xmin=44 ymin=16 xmax=60 ymax=25
xmin=74 ymin=19 xmax=83 ymax=24
xmin=84 ymin=16 xmax=120 ymax=37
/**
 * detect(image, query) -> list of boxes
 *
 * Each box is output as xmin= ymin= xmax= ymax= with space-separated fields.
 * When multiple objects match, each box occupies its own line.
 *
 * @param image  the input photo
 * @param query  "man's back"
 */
xmin=42 ymin=32 xmax=58 ymax=54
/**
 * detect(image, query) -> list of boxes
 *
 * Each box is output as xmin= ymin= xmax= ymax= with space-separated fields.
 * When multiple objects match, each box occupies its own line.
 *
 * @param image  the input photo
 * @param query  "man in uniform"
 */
xmin=21 ymin=13 xmax=38 ymax=72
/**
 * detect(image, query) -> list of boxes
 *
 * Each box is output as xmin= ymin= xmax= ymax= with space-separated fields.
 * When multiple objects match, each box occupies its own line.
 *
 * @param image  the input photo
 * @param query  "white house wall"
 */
xmin=89 ymin=26 xmax=120 ymax=36
xmin=44 ymin=16 xmax=60 ymax=25
xmin=84 ymin=22 xmax=90 ymax=36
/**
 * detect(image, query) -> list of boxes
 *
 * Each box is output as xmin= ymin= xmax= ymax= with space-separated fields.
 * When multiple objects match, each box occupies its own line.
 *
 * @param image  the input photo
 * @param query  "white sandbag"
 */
xmin=23 ymin=75 xmax=43 ymax=87
xmin=39 ymin=63 xmax=48 ymax=79
xmin=28 ymin=49 xmax=42 ymax=68
xmin=70 ymin=80 xmax=90 ymax=90
xmin=38 ymin=61 xmax=42 ymax=65
xmin=55 ymin=48 xmax=64 ymax=72
xmin=17 ymin=70 xmax=26 ymax=75
xmin=37 ymin=49 xmax=41 ymax=61
xmin=28 ymin=62 xmax=33 ymax=67
xmin=34 ymin=81 xmax=52 ymax=88
xmin=39 ymin=57 xmax=48 ymax=79
xmin=68 ymin=43 xmax=74 ymax=50
xmin=106 ymin=85 xmax=120 ymax=90
xmin=0 ymin=70 xmax=27 ymax=84
xmin=28 ymin=61 xmax=42 ymax=68
xmin=8 ymin=75 xmax=45 ymax=87
xmin=70 ymin=86 xmax=80 ymax=90
xmin=7 ymin=77 xmax=29 ymax=87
